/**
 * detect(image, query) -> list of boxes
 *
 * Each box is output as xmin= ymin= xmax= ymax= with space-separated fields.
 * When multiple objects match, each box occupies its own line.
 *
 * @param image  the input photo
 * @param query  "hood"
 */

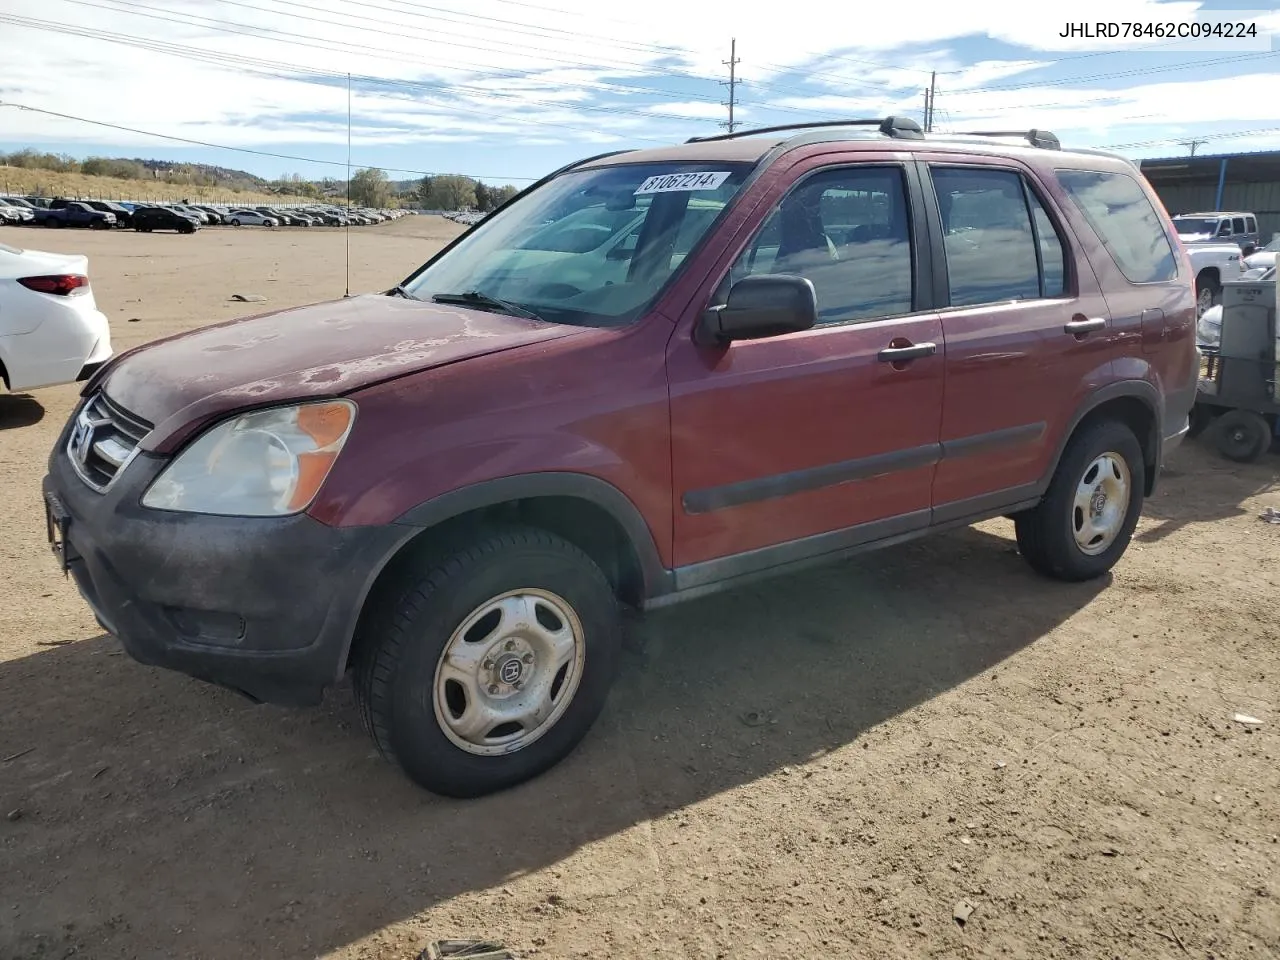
xmin=1178 ymin=232 xmax=1213 ymax=243
xmin=1243 ymin=250 xmax=1276 ymax=269
xmin=101 ymin=293 xmax=586 ymax=453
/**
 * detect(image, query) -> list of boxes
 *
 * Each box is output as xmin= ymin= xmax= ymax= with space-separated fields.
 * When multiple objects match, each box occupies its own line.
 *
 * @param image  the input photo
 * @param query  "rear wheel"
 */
xmin=353 ymin=526 xmax=622 ymax=798
xmin=1015 ymin=420 xmax=1145 ymax=581
xmin=1212 ymin=409 xmax=1271 ymax=463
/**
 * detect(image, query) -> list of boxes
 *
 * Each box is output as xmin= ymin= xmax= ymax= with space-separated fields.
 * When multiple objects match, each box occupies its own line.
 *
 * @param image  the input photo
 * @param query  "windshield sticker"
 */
xmin=635 ymin=171 xmax=732 ymax=195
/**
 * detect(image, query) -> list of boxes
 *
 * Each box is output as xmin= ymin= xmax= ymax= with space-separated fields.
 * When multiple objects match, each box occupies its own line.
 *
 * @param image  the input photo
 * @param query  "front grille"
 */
xmin=67 ymin=392 xmax=152 ymax=492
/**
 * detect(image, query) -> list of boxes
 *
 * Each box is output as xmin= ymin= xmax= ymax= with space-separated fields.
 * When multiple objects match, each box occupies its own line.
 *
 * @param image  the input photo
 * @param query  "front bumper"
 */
xmin=43 ymin=438 xmax=413 ymax=706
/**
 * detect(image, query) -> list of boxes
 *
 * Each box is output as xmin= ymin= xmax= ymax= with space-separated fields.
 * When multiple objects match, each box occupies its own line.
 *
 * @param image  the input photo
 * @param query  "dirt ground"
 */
xmin=1 ymin=218 xmax=1277 ymax=960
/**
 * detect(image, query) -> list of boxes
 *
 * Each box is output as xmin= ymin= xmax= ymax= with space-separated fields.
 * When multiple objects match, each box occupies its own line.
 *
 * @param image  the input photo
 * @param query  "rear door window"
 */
xmin=1246 ymin=215 xmax=1257 ymax=233
xmin=1056 ymin=169 xmax=1177 ymax=283
xmin=930 ymin=167 xmax=1042 ymax=305
xmin=1232 ymin=216 xmax=1246 ymax=235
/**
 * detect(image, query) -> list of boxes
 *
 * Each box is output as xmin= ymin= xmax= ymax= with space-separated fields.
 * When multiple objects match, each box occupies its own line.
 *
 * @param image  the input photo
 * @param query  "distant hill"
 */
xmin=133 ymin=158 xmax=268 ymax=186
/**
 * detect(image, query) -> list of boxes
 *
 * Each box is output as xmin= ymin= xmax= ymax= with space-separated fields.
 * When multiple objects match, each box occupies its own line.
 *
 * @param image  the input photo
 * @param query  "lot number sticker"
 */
xmin=635 ymin=171 xmax=732 ymax=194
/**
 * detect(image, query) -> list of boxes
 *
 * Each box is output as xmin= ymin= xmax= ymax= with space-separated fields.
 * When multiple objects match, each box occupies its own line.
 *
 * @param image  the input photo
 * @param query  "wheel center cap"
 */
xmin=1090 ymin=490 xmax=1107 ymax=516
xmin=496 ymin=656 xmax=524 ymax=686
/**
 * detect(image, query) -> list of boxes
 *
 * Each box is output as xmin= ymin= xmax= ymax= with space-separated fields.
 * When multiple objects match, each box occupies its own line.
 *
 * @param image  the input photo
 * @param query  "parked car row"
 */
xmin=0 ymin=196 xmax=409 ymax=233
xmin=443 ymin=211 xmax=485 ymax=226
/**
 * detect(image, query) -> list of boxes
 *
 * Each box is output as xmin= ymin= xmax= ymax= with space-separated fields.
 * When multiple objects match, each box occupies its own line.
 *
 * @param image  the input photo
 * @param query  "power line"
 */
xmin=0 ymin=101 xmax=541 ymax=181
xmin=47 ymin=0 xmax=849 ymax=123
xmin=244 ymin=0 xmax=855 ymax=119
xmin=1102 ymin=126 xmax=1280 ymax=151
xmin=19 ymin=8 xmax=714 ymax=130
xmin=951 ymin=50 xmax=1280 ymax=93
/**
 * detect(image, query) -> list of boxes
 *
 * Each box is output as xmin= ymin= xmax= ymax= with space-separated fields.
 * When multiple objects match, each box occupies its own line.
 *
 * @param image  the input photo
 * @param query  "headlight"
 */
xmin=141 ymin=400 xmax=355 ymax=516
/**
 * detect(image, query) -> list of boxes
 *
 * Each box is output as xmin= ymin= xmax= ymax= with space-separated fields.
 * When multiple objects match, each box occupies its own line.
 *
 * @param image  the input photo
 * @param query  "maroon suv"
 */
xmin=44 ymin=117 xmax=1197 ymax=797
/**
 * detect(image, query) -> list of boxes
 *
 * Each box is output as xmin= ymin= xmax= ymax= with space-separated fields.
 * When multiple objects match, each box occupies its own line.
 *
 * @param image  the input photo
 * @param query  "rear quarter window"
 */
xmin=1056 ymin=169 xmax=1177 ymax=284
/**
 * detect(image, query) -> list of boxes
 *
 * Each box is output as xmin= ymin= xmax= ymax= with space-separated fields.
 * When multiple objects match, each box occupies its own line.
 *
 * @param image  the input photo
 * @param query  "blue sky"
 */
xmin=2 ymin=0 xmax=1279 ymax=187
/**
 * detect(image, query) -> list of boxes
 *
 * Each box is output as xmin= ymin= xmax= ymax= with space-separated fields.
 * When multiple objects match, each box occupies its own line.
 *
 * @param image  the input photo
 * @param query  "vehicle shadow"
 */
xmin=0 ymin=394 xmax=45 ymax=432
xmin=0 ymin=394 xmax=45 ymax=430
xmin=0 ymin=525 xmax=1104 ymax=960
xmin=1138 ymin=439 xmax=1278 ymax=544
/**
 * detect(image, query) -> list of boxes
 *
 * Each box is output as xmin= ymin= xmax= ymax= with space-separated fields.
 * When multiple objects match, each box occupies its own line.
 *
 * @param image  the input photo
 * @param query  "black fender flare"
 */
xmin=1040 ymin=380 xmax=1163 ymax=495
xmin=392 ymin=472 xmax=673 ymax=598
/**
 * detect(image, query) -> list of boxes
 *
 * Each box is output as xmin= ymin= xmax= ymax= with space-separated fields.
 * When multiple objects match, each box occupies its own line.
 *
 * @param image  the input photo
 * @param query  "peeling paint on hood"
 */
xmin=102 ymin=293 xmax=585 ymax=452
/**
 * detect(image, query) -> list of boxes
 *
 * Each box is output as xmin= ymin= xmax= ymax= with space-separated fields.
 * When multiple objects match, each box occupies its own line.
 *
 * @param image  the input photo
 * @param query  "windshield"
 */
xmin=1261 ymin=237 xmax=1280 ymax=253
xmin=402 ymin=162 xmax=752 ymax=326
xmin=1172 ymin=217 xmax=1220 ymax=234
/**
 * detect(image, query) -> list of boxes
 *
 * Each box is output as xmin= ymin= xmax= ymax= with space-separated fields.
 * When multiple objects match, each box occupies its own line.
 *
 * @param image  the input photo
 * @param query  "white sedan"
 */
xmin=225 ymin=209 xmax=277 ymax=227
xmin=0 ymin=242 xmax=113 ymax=392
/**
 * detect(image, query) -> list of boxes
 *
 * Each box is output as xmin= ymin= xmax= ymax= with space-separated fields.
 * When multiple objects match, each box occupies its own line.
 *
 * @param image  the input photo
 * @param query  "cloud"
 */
xmin=0 ymin=0 xmax=1277 ymax=178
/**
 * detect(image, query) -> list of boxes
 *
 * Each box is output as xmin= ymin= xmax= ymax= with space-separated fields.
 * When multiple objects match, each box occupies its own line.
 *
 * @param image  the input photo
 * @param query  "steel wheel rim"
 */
xmin=432 ymin=588 xmax=586 ymax=757
xmin=1072 ymin=452 xmax=1131 ymax=556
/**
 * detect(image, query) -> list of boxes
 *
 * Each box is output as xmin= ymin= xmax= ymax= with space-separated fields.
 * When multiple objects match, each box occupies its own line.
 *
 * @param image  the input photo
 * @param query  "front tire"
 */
xmin=230 ymin=218 xmax=241 ymax=226
xmin=353 ymin=526 xmax=622 ymax=798
xmin=1015 ymin=420 xmax=1145 ymax=581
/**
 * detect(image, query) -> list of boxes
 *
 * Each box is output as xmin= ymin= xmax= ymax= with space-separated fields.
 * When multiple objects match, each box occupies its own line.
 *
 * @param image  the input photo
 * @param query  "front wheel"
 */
xmin=230 ymin=218 xmax=241 ymax=226
xmin=353 ymin=526 xmax=622 ymax=798
xmin=1015 ymin=420 xmax=1145 ymax=581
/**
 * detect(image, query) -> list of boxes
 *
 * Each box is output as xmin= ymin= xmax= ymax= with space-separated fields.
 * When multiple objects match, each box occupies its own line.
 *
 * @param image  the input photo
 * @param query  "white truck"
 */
xmin=1185 ymin=241 xmax=1247 ymax=316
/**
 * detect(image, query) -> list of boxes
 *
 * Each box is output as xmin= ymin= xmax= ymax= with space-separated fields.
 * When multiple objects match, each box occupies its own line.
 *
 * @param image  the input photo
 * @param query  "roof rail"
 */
xmin=948 ymin=129 xmax=1061 ymax=150
xmin=686 ymin=116 xmax=924 ymax=144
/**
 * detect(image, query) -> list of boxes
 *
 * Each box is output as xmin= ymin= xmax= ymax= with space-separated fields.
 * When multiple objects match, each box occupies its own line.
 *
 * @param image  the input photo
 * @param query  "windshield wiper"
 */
xmin=430 ymin=291 xmax=544 ymax=322
xmin=387 ymin=283 xmax=418 ymax=299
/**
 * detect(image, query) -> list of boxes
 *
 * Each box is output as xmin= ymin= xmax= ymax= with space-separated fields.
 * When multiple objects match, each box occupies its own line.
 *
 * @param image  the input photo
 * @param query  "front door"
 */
xmin=666 ymin=161 xmax=945 ymax=580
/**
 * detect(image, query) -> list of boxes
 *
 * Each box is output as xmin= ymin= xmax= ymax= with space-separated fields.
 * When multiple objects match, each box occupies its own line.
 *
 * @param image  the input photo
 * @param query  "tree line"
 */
xmin=1 ymin=149 xmax=266 ymax=190
xmin=417 ymin=175 xmax=520 ymax=211
xmin=2 ymin=150 xmax=524 ymax=211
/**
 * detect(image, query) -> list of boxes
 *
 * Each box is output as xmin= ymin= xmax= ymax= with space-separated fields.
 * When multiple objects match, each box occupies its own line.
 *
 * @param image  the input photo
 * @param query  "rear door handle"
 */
xmin=878 ymin=342 xmax=937 ymax=362
xmin=1064 ymin=317 xmax=1106 ymax=334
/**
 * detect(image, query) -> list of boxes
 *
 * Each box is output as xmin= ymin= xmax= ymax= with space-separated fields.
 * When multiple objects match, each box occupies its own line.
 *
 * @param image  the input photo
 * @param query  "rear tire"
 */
xmin=352 ymin=526 xmax=622 ymax=798
xmin=1212 ymin=409 xmax=1271 ymax=463
xmin=1015 ymin=420 xmax=1145 ymax=581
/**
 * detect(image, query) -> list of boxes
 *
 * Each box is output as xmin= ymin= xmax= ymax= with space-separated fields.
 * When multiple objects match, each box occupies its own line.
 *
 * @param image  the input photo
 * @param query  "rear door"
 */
xmin=919 ymin=159 xmax=1116 ymax=518
xmin=667 ymin=157 xmax=946 ymax=572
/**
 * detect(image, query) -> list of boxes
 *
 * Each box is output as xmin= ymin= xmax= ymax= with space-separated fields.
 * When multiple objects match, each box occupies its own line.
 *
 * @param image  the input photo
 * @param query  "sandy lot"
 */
xmin=1 ymin=217 xmax=1278 ymax=960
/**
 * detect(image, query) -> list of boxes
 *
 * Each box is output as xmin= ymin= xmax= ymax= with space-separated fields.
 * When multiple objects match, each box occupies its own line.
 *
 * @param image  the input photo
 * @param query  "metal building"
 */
xmin=1140 ymin=150 xmax=1280 ymax=245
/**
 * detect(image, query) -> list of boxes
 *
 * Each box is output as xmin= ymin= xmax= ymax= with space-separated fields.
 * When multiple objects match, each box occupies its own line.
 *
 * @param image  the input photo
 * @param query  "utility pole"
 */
xmin=721 ymin=38 xmax=740 ymax=133
xmin=1180 ymin=138 xmax=1208 ymax=156
xmin=925 ymin=71 xmax=937 ymax=132
xmin=922 ymin=87 xmax=931 ymax=131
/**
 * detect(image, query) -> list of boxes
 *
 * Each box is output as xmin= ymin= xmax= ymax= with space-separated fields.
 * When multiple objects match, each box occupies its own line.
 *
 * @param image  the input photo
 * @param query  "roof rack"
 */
xmin=686 ymin=116 xmax=924 ymax=144
xmin=948 ymin=129 xmax=1061 ymax=150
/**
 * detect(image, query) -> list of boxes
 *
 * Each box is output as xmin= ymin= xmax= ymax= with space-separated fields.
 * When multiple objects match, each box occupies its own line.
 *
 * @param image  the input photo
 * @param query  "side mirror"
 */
xmin=695 ymin=275 xmax=817 ymax=346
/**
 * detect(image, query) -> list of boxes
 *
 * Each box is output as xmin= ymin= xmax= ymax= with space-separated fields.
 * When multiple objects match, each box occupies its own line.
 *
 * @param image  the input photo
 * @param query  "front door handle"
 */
xmin=878 ymin=341 xmax=937 ymax=362
xmin=1064 ymin=317 xmax=1106 ymax=335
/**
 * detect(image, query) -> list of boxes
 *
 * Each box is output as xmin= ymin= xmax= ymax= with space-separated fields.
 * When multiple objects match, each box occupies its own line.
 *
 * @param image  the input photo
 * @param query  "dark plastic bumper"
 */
xmin=43 ymin=444 xmax=413 ymax=706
